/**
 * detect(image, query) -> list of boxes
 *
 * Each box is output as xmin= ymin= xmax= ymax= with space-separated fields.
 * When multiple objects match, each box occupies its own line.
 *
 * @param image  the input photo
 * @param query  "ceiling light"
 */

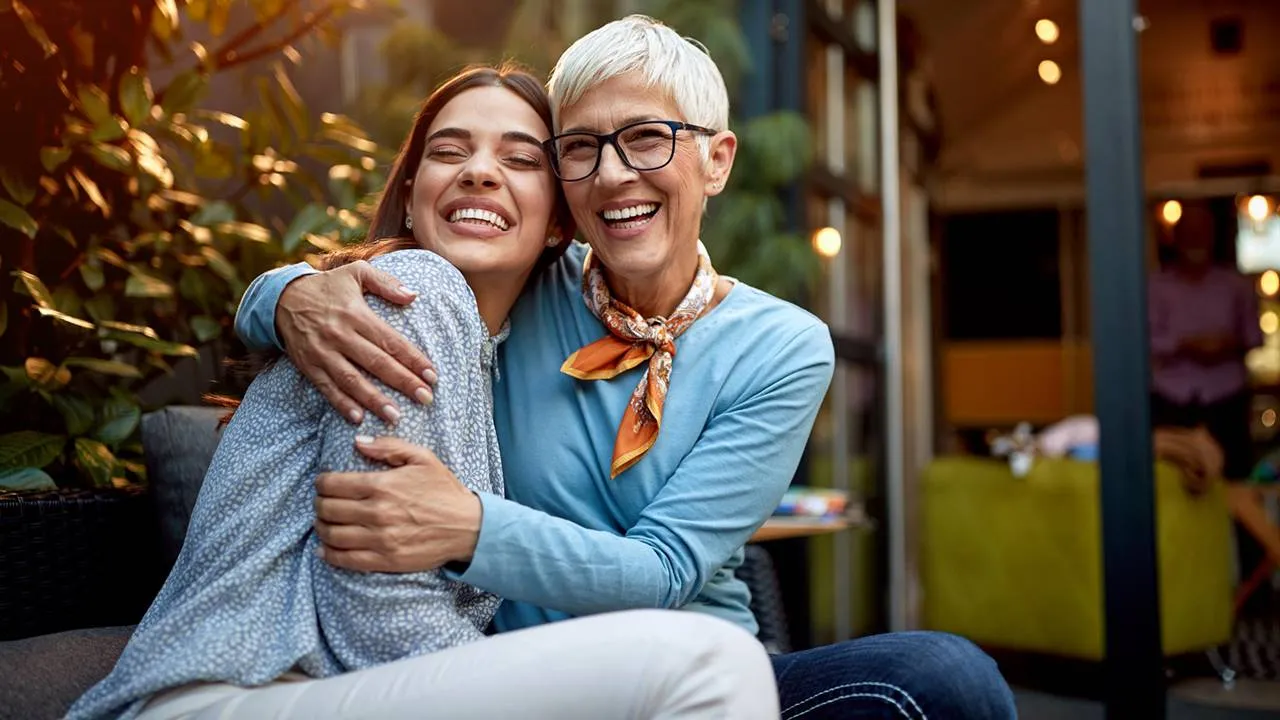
xmin=1160 ymin=200 xmax=1182 ymax=225
xmin=1035 ymin=19 xmax=1059 ymax=44
xmin=1038 ymin=60 xmax=1062 ymax=85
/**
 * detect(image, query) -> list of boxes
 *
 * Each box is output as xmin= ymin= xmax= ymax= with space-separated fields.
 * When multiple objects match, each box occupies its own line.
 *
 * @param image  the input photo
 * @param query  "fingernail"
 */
xmin=354 ymin=434 xmax=374 ymax=445
xmin=316 ymin=545 xmax=326 ymax=560
xmin=423 ymin=368 xmax=438 ymax=385
xmin=414 ymin=386 xmax=434 ymax=405
xmin=382 ymin=404 xmax=402 ymax=424
xmin=398 ymin=285 xmax=416 ymax=297
xmin=347 ymin=408 xmax=363 ymax=424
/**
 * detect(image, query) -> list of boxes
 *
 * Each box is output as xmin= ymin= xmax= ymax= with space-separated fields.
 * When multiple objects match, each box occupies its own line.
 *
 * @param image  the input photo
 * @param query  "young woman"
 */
xmin=68 ymin=64 xmax=779 ymax=720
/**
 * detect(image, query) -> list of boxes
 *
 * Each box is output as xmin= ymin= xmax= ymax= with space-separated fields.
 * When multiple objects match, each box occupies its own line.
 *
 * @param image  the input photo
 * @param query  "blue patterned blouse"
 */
xmin=69 ymin=250 xmax=505 ymax=719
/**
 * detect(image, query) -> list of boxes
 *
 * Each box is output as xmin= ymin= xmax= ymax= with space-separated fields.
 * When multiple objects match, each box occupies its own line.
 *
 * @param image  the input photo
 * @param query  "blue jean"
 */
xmin=770 ymin=631 xmax=1017 ymax=719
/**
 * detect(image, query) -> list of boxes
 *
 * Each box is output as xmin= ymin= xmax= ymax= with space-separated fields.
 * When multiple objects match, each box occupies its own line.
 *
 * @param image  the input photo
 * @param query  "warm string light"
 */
xmin=1160 ymin=200 xmax=1182 ymax=225
xmin=1261 ymin=270 xmax=1279 ymax=297
xmin=812 ymin=227 xmax=842 ymax=258
xmin=1038 ymin=60 xmax=1061 ymax=85
xmin=1035 ymin=19 xmax=1059 ymax=44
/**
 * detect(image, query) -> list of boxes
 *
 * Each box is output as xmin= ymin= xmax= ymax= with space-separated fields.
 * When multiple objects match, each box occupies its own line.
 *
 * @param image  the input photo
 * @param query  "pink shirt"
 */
xmin=1148 ymin=265 xmax=1262 ymax=404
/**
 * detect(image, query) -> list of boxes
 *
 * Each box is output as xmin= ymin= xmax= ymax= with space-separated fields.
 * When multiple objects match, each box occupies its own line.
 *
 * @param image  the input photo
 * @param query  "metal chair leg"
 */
xmin=1206 ymin=646 xmax=1237 ymax=689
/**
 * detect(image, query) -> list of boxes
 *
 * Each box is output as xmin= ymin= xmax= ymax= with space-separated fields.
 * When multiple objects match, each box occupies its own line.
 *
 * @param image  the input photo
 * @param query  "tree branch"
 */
xmin=211 ymin=4 xmax=339 ymax=73
xmin=205 ymin=0 xmax=294 ymax=70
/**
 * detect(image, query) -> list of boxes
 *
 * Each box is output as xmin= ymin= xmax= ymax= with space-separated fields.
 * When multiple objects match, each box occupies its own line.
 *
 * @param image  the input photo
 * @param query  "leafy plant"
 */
xmin=0 ymin=0 xmax=388 ymax=491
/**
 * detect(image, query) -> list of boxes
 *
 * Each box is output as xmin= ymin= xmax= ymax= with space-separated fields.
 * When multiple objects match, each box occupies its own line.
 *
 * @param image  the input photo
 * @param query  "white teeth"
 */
xmin=601 ymin=203 xmax=658 ymax=221
xmin=448 ymin=207 xmax=509 ymax=230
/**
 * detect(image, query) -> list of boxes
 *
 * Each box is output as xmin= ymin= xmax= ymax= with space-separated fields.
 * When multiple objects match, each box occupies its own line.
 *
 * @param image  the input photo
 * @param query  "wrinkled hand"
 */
xmin=278 ymin=262 xmax=436 ymax=424
xmin=313 ymin=436 xmax=482 ymax=573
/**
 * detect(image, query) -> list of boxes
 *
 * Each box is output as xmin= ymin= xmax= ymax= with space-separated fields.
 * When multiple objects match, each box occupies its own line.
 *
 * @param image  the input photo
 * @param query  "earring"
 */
xmin=405 ymin=216 xmax=414 ymax=230
xmin=546 ymin=236 xmax=561 ymax=247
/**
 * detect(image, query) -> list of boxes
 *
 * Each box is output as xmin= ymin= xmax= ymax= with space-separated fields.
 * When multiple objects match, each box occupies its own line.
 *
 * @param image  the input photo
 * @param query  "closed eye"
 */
xmin=505 ymin=153 xmax=544 ymax=168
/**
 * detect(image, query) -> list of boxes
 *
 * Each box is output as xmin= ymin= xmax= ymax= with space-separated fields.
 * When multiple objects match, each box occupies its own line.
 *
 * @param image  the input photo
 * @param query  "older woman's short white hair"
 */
xmin=547 ymin=15 xmax=730 ymax=161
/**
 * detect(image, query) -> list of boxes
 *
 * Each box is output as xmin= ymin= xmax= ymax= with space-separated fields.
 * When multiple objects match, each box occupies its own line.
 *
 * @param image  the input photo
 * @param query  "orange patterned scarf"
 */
xmin=561 ymin=243 xmax=719 ymax=478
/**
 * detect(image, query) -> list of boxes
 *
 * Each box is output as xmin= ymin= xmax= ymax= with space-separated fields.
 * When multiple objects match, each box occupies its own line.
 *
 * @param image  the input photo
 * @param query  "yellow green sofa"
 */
xmin=921 ymin=457 xmax=1234 ymax=659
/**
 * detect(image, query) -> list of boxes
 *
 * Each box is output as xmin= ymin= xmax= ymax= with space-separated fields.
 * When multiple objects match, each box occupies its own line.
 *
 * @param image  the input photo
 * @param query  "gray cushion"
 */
xmin=141 ymin=406 xmax=225 ymax=568
xmin=0 ymin=625 xmax=134 ymax=720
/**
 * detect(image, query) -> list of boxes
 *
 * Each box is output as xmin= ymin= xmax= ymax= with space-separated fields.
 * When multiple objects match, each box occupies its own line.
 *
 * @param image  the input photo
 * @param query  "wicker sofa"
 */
xmin=0 ymin=406 xmax=792 ymax=719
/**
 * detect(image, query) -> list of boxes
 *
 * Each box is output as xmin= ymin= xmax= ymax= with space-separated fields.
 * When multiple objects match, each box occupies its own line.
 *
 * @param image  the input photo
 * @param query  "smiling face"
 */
xmin=556 ymin=72 xmax=736 ymax=301
xmin=404 ymin=85 xmax=558 ymax=285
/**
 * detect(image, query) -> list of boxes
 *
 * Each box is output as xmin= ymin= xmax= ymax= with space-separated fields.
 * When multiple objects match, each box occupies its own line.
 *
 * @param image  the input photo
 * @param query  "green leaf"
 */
xmin=0 ymin=467 xmax=58 ymax=491
xmin=125 ymin=270 xmax=175 ymax=298
xmin=12 ymin=0 xmax=56 ymax=58
xmin=83 ymin=293 xmax=116 ymax=322
xmin=201 ymin=246 xmax=238 ymax=282
xmin=99 ymin=319 xmax=158 ymax=338
xmin=0 ymin=431 xmax=65 ymax=469
xmin=282 ymin=203 xmax=332 ymax=253
xmin=63 ymin=357 xmax=142 ymax=378
xmin=90 ymin=116 xmax=128 ymax=142
xmin=77 ymin=85 xmax=113 ymax=125
xmin=25 ymin=357 xmax=71 ymax=390
xmin=74 ymin=437 xmax=115 ymax=487
xmin=119 ymin=67 xmax=154 ymax=127
xmin=0 ymin=199 xmax=37 ymax=238
xmin=94 ymin=396 xmax=141 ymax=445
xmin=0 ymin=166 xmax=36 ymax=205
xmin=191 ymin=315 xmax=221 ymax=342
xmin=160 ymin=71 xmax=208 ymax=115
xmin=214 ymin=221 xmax=272 ymax=243
xmin=103 ymin=323 xmax=198 ymax=357
xmin=87 ymin=143 xmax=132 ymax=172
xmin=178 ymin=267 xmax=210 ymax=309
xmin=13 ymin=270 xmax=54 ymax=307
xmin=191 ymin=109 xmax=247 ymax=130
xmin=70 ymin=168 xmax=110 ymax=215
xmin=190 ymin=199 xmax=235 ymax=226
xmin=36 ymin=306 xmax=96 ymax=331
xmin=40 ymin=146 xmax=72 ymax=172
xmin=79 ymin=262 xmax=105 ymax=291
xmin=51 ymin=393 xmax=95 ymax=435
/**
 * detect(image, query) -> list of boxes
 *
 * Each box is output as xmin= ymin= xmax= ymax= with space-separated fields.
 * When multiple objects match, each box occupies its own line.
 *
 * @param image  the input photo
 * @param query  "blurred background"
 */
xmin=3 ymin=0 xmax=1280 ymax=717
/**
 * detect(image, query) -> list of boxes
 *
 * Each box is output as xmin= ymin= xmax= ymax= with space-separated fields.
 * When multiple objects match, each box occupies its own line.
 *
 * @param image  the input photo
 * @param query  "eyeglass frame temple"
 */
xmin=542 ymin=120 xmax=719 ymax=182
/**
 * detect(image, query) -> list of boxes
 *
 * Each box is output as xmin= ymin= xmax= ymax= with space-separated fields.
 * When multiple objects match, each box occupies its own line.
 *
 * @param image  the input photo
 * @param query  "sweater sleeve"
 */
xmin=310 ymin=250 xmax=493 ymax=669
xmin=234 ymin=261 xmax=317 ymax=351
xmin=456 ymin=322 xmax=835 ymax=615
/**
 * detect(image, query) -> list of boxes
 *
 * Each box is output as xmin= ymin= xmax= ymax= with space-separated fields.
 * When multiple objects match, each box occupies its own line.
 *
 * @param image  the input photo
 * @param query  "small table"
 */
xmin=750 ymin=517 xmax=852 ymax=543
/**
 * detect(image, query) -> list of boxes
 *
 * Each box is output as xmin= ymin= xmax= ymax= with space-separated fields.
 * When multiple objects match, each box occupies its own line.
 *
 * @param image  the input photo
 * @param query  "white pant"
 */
xmin=137 ymin=610 xmax=779 ymax=719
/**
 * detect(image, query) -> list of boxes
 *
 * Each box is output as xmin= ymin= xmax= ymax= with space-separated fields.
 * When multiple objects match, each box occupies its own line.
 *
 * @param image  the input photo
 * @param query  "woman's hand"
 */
xmin=313 ymin=436 xmax=482 ymax=572
xmin=278 ymin=262 xmax=437 ymax=425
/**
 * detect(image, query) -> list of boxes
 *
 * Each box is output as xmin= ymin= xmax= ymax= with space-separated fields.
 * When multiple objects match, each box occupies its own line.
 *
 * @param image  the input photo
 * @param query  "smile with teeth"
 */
xmin=448 ymin=207 xmax=510 ymax=231
xmin=600 ymin=203 xmax=660 ymax=229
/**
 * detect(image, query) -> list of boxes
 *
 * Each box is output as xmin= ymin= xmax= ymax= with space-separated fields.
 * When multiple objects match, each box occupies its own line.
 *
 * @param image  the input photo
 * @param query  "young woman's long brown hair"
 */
xmin=212 ymin=62 xmax=572 ymax=416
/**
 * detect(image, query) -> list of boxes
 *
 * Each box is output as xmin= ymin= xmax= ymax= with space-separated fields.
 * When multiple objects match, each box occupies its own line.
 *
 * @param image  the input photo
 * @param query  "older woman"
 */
xmin=237 ymin=16 xmax=1016 ymax=719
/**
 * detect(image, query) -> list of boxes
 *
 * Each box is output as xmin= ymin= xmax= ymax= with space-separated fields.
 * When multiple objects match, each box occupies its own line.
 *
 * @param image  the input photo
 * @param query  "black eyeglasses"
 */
xmin=543 ymin=120 xmax=718 ymax=182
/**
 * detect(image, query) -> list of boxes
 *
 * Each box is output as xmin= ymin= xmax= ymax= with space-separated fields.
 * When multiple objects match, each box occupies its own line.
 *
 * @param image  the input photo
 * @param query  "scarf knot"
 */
xmin=561 ymin=243 xmax=718 ymax=478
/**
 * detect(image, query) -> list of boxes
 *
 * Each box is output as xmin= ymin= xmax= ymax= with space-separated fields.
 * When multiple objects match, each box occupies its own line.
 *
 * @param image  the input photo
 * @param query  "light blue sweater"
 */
xmin=237 ymin=242 xmax=835 ymax=634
